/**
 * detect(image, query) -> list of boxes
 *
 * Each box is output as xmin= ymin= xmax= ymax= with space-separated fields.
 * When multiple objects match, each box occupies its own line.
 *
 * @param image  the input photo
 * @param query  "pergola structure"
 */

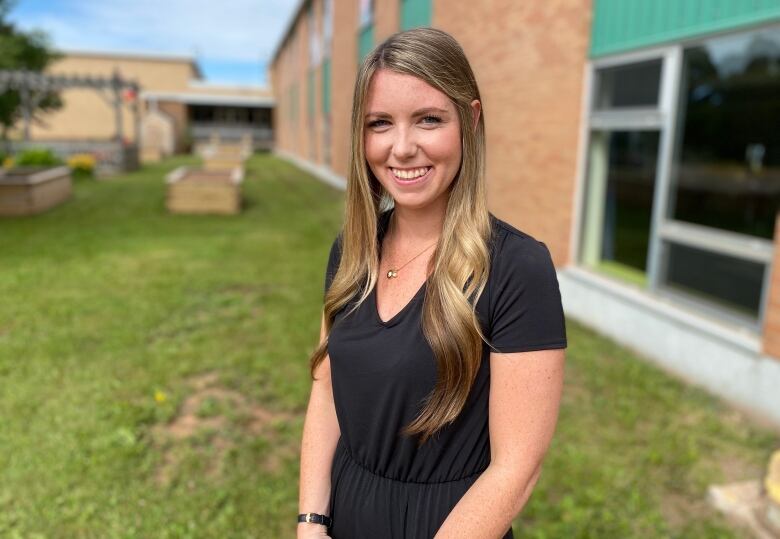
xmin=0 ymin=68 xmax=141 ymax=146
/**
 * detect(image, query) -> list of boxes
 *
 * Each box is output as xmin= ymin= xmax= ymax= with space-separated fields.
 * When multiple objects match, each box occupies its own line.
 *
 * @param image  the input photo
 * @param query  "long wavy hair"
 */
xmin=309 ymin=27 xmax=498 ymax=447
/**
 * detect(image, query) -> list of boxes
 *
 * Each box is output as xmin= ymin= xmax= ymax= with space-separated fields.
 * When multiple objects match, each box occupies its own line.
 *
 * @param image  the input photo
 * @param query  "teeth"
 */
xmin=391 ymin=167 xmax=430 ymax=180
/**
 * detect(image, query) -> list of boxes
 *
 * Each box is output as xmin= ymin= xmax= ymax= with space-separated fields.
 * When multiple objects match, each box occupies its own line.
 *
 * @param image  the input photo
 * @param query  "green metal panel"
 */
xmin=322 ymin=59 xmax=331 ymax=115
xmin=358 ymin=24 xmax=374 ymax=63
xmin=307 ymin=68 xmax=315 ymax=119
xmin=591 ymin=0 xmax=780 ymax=57
xmin=401 ymin=0 xmax=431 ymax=30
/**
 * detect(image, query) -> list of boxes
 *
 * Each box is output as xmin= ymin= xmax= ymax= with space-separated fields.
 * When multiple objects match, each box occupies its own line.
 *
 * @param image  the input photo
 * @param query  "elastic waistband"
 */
xmin=339 ymin=444 xmax=487 ymax=486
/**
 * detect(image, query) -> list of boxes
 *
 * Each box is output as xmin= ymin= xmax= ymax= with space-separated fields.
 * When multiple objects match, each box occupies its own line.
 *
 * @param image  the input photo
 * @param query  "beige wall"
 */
xmin=12 ymin=53 xmax=197 ymax=143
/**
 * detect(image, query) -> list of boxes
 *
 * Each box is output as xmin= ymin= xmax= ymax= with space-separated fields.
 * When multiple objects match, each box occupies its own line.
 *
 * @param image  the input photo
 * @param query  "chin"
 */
xmin=391 ymin=194 xmax=439 ymax=210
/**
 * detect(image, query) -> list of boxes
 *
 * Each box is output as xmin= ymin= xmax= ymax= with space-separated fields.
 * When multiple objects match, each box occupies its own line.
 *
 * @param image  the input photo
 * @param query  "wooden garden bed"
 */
xmin=0 ymin=166 xmax=72 ymax=217
xmin=202 ymin=146 xmax=248 ymax=171
xmin=165 ymin=166 xmax=244 ymax=215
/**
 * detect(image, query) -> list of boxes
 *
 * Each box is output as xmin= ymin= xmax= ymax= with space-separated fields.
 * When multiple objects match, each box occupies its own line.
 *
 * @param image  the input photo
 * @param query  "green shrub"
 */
xmin=14 ymin=147 xmax=63 ymax=167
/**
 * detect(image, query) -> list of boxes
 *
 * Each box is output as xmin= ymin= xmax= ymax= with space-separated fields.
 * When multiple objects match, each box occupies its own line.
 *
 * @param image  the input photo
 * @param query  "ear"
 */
xmin=470 ymin=99 xmax=481 ymax=131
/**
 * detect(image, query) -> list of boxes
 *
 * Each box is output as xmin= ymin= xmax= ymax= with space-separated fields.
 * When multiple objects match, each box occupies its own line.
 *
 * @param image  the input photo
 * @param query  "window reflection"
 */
xmin=594 ymin=59 xmax=662 ymax=109
xmin=662 ymin=241 xmax=766 ymax=319
xmin=580 ymin=130 xmax=659 ymax=283
xmin=670 ymin=28 xmax=780 ymax=239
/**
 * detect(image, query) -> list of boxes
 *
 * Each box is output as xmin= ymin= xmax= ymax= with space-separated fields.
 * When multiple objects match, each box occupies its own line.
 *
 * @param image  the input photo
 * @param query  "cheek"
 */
xmin=425 ymin=127 xmax=462 ymax=166
xmin=364 ymin=133 xmax=385 ymax=164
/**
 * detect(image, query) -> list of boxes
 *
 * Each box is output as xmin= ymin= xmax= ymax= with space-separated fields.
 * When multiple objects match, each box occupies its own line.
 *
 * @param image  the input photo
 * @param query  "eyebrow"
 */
xmin=364 ymin=107 xmax=449 ymax=119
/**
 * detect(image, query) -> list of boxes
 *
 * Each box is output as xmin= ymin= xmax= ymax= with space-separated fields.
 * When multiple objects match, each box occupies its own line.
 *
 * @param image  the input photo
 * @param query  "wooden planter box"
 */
xmin=165 ymin=166 xmax=243 ymax=215
xmin=201 ymin=144 xmax=249 ymax=171
xmin=0 ymin=166 xmax=72 ymax=217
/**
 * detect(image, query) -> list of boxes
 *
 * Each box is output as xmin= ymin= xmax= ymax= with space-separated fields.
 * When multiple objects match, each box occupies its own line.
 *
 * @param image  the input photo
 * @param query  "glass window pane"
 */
xmin=359 ymin=0 xmax=374 ymax=27
xmin=580 ymin=130 xmax=660 ymax=285
xmin=670 ymin=27 xmax=780 ymax=240
xmin=594 ymin=59 xmax=662 ymax=110
xmin=662 ymin=241 xmax=766 ymax=319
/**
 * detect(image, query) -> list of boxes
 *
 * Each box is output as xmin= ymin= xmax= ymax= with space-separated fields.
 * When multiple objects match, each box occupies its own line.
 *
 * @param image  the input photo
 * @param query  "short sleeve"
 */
xmin=488 ymin=232 xmax=568 ymax=353
xmin=323 ymin=232 xmax=343 ymax=297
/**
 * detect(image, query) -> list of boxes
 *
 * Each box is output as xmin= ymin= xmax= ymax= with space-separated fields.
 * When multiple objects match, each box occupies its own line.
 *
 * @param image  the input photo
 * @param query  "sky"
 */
xmin=7 ymin=0 xmax=300 ymax=86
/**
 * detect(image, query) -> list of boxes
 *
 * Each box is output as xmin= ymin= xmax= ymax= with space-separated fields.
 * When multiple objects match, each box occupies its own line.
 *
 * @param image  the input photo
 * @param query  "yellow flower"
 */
xmin=154 ymin=390 xmax=167 ymax=404
xmin=2 ymin=156 xmax=14 ymax=169
xmin=67 ymin=153 xmax=96 ymax=174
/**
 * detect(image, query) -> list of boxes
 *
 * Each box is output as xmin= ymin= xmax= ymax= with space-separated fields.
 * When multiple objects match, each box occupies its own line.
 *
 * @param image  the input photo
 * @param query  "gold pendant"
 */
xmin=387 ymin=269 xmax=398 ymax=279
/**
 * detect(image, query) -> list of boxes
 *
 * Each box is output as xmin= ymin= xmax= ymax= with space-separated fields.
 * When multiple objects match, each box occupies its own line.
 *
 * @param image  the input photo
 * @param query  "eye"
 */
xmin=367 ymin=119 xmax=389 ymax=128
xmin=421 ymin=115 xmax=442 ymax=125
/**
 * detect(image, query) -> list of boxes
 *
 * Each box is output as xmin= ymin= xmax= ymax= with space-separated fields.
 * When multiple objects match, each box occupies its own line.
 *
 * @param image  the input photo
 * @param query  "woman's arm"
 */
xmin=434 ymin=347 xmax=565 ymax=539
xmin=298 ymin=312 xmax=342 ymax=538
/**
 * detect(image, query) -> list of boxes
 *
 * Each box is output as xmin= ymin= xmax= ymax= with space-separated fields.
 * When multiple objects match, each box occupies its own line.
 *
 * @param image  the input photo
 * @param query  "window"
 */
xmin=358 ymin=0 xmax=375 ymax=62
xmin=289 ymin=83 xmax=298 ymax=125
xmin=307 ymin=68 xmax=315 ymax=119
xmin=321 ymin=59 xmax=331 ymax=115
xmin=358 ymin=0 xmax=373 ymax=27
xmin=670 ymin=28 xmax=780 ymax=240
xmin=593 ymin=59 xmax=662 ymax=109
xmin=579 ymin=24 xmax=779 ymax=330
xmin=581 ymin=130 xmax=660 ymax=287
xmin=323 ymin=0 xmax=333 ymax=55
xmin=308 ymin=1 xmax=321 ymax=67
xmin=580 ymin=51 xmax=665 ymax=288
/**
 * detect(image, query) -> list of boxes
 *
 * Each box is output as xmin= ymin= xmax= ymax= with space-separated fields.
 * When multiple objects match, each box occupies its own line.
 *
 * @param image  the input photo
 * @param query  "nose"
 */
xmin=391 ymin=125 xmax=417 ymax=161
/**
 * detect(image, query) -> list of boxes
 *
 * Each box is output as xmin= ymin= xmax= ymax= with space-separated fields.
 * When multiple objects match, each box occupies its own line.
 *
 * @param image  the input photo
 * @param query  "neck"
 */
xmin=389 ymin=198 xmax=447 ymax=246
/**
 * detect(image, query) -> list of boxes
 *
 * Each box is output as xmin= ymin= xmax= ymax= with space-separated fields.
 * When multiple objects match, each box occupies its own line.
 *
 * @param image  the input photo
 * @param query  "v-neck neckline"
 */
xmin=371 ymin=278 xmax=427 ymax=327
xmin=372 ymin=207 xmax=428 ymax=328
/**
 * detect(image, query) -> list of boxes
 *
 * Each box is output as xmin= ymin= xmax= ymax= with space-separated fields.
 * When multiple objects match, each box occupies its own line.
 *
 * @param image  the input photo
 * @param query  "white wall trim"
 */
xmin=558 ymin=265 xmax=780 ymax=428
xmin=273 ymin=148 xmax=346 ymax=191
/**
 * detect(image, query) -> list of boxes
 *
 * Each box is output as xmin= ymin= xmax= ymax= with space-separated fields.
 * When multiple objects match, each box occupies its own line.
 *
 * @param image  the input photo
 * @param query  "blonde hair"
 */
xmin=310 ymin=27 xmax=496 ymax=446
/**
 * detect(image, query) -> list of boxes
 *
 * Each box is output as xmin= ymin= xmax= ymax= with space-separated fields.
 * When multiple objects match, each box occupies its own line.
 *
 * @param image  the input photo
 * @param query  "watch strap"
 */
xmin=298 ymin=512 xmax=333 ymax=527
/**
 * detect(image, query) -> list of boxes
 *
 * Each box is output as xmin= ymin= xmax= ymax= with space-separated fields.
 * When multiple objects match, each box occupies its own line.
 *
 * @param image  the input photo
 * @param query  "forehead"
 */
xmin=365 ymin=69 xmax=453 ymax=113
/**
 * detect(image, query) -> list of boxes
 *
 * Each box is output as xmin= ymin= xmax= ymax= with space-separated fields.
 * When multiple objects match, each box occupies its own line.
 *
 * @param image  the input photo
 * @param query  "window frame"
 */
xmin=576 ymin=22 xmax=780 ymax=333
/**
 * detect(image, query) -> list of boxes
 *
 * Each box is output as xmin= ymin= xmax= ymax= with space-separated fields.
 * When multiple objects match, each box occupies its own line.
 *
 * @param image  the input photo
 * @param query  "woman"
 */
xmin=297 ymin=27 xmax=567 ymax=539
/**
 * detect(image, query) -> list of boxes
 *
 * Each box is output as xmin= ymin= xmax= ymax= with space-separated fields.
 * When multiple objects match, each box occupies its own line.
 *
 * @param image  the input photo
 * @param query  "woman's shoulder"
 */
xmin=488 ymin=212 xmax=552 ymax=263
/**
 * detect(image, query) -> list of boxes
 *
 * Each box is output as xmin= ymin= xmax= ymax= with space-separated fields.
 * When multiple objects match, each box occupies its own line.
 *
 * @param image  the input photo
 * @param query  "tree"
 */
xmin=0 ymin=0 xmax=63 ymax=144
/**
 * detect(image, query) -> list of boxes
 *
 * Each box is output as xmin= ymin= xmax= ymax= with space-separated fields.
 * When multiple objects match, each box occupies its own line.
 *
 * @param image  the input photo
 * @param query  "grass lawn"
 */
xmin=0 ymin=153 xmax=777 ymax=538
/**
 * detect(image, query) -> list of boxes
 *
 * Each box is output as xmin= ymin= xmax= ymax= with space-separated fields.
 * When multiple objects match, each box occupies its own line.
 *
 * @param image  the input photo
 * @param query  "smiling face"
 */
xmin=363 ymin=69 xmax=463 ymax=211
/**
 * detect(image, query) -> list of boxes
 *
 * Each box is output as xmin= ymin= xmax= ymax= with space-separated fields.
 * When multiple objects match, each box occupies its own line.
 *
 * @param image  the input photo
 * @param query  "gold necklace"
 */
xmin=383 ymin=213 xmax=438 ymax=279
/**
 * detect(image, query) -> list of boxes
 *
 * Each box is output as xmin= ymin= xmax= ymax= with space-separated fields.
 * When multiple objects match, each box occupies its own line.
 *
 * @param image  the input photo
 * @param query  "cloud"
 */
xmin=10 ymin=0 xmax=298 ymax=64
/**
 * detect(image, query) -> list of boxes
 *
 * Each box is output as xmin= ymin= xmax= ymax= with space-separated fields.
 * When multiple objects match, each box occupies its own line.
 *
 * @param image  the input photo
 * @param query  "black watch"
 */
xmin=298 ymin=512 xmax=333 ymax=527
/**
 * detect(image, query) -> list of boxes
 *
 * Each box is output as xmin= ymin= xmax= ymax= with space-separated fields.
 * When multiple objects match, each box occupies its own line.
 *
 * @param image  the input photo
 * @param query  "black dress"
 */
xmin=322 ymin=209 xmax=568 ymax=539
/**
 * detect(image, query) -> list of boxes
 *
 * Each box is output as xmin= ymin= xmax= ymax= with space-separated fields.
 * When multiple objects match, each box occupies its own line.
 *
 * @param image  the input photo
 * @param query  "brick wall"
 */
xmin=330 ymin=0 xmax=359 ymax=178
xmin=375 ymin=0 xmax=400 ymax=43
xmin=434 ymin=0 xmax=591 ymax=267
xmin=313 ymin=0 xmax=324 ymax=165
xmin=271 ymin=0 xmax=589 ymax=268
xmin=763 ymin=212 xmax=780 ymax=359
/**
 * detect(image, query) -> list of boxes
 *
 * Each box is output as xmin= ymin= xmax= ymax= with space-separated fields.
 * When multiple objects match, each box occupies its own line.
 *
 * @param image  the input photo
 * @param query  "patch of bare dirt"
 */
xmin=660 ymin=490 xmax=715 ymax=530
xmin=149 ymin=370 xmax=298 ymax=487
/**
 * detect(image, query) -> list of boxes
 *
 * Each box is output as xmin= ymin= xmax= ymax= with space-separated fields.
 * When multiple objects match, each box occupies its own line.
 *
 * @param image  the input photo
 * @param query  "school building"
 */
xmin=270 ymin=0 xmax=780 ymax=426
xmin=9 ymin=50 xmax=274 ymax=164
